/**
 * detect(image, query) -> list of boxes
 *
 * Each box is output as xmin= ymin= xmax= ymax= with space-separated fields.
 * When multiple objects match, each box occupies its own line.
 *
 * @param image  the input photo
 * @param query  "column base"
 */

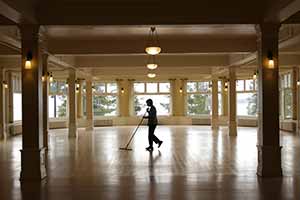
xmin=20 ymin=147 xmax=47 ymax=181
xmin=86 ymin=127 xmax=94 ymax=131
xmin=229 ymin=121 xmax=237 ymax=136
xmin=68 ymin=124 xmax=77 ymax=138
xmin=211 ymin=118 xmax=219 ymax=130
xmin=85 ymin=120 xmax=94 ymax=131
xmin=257 ymin=145 xmax=282 ymax=177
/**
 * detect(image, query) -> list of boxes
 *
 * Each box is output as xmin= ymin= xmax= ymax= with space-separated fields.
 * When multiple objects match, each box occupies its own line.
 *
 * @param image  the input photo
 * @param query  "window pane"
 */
xmin=236 ymin=80 xmax=244 ymax=91
xmin=134 ymin=83 xmax=145 ymax=93
xmin=218 ymin=93 xmax=222 ymax=115
xmin=245 ymin=79 xmax=254 ymax=91
xmin=218 ymin=81 xmax=222 ymax=92
xmin=93 ymin=95 xmax=117 ymax=116
xmin=187 ymin=82 xmax=197 ymax=92
xmin=146 ymin=83 xmax=158 ymax=93
xmin=198 ymin=81 xmax=210 ymax=92
xmin=57 ymin=81 xmax=67 ymax=93
xmin=159 ymin=83 xmax=170 ymax=93
xmin=107 ymin=83 xmax=117 ymax=93
xmin=56 ymin=95 xmax=67 ymax=117
xmin=134 ymin=95 xmax=170 ymax=116
xmin=94 ymin=83 xmax=105 ymax=93
xmin=48 ymin=96 xmax=55 ymax=118
xmin=187 ymin=94 xmax=211 ymax=115
xmin=50 ymin=82 xmax=57 ymax=93
xmin=237 ymin=93 xmax=257 ymax=116
xmin=13 ymin=93 xmax=22 ymax=121
xmin=284 ymin=89 xmax=293 ymax=119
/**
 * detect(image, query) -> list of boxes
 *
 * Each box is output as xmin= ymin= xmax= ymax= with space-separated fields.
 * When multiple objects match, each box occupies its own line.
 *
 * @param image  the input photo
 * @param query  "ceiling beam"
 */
xmin=37 ymin=2 xmax=264 ymax=25
xmin=0 ymin=0 xmax=37 ymax=24
xmin=48 ymin=37 xmax=256 ymax=55
xmin=280 ymin=0 xmax=300 ymax=22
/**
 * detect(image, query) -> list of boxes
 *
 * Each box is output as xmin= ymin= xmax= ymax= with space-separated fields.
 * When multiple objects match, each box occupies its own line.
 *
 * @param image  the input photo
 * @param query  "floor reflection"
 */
xmin=0 ymin=126 xmax=299 ymax=200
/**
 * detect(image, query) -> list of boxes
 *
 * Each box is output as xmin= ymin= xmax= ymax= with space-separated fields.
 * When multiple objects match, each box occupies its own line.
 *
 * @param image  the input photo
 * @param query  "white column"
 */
xmin=68 ymin=69 xmax=77 ymax=138
xmin=86 ymin=80 xmax=94 ymax=131
xmin=171 ymin=78 xmax=186 ymax=116
xmin=77 ymin=80 xmax=83 ymax=119
xmin=118 ymin=79 xmax=131 ymax=117
xmin=221 ymin=79 xmax=228 ymax=116
xmin=228 ymin=67 xmax=237 ymax=136
xmin=211 ymin=79 xmax=219 ymax=130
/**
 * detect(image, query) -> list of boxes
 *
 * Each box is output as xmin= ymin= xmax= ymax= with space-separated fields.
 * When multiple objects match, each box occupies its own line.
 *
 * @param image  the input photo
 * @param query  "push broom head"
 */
xmin=119 ymin=147 xmax=133 ymax=151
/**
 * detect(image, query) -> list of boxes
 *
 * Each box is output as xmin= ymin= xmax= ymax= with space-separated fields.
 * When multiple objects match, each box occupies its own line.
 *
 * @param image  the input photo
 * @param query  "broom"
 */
xmin=119 ymin=112 xmax=147 ymax=151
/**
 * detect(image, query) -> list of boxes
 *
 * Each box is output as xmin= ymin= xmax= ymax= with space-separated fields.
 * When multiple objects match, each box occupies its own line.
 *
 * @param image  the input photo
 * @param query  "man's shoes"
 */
xmin=158 ymin=141 xmax=163 ymax=148
xmin=146 ymin=146 xmax=153 ymax=151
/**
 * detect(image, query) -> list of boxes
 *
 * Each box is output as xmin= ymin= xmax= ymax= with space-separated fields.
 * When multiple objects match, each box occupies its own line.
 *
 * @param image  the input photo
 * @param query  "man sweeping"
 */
xmin=143 ymin=99 xmax=163 ymax=151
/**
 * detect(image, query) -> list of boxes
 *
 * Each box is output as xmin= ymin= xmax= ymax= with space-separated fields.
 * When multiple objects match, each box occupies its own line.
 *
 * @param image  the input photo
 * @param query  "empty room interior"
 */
xmin=1 ymin=0 xmax=300 ymax=199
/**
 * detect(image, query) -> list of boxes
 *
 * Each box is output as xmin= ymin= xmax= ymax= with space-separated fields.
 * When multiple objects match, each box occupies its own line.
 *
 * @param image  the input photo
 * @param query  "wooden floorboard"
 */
xmin=0 ymin=126 xmax=300 ymax=200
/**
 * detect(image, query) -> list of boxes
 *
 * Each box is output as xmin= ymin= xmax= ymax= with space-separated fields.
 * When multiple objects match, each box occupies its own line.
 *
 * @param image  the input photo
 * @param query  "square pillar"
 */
xmin=228 ymin=68 xmax=237 ymax=136
xmin=0 ymin=68 xmax=6 ymax=140
xmin=20 ymin=25 xmax=47 ymax=181
xmin=221 ymin=79 xmax=228 ymax=116
xmin=77 ymin=80 xmax=83 ymax=119
xmin=211 ymin=79 xmax=219 ymax=130
xmin=256 ymin=23 xmax=282 ymax=177
xmin=85 ymin=80 xmax=94 ymax=131
xmin=5 ymin=71 xmax=13 ymax=136
xmin=68 ymin=69 xmax=77 ymax=138
xmin=118 ymin=79 xmax=131 ymax=117
xmin=171 ymin=78 xmax=186 ymax=116
xmin=292 ymin=67 xmax=298 ymax=121
xmin=42 ymin=54 xmax=49 ymax=149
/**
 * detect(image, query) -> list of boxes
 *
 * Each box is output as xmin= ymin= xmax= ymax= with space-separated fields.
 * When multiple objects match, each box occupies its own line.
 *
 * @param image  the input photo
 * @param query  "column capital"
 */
xmin=19 ymin=24 xmax=40 ymax=39
xmin=255 ymin=23 xmax=281 ymax=39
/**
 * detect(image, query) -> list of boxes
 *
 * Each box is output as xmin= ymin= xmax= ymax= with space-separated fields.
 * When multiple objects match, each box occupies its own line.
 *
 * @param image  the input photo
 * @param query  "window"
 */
xmin=49 ymin=80 xmax=68 ymax=118
xmin=236 ymin=79 xmax=257 ymax=116
xmin=218 ymin=81 xmax=222 ymax=115
xmin=93 ymin=82 xmax=118 ymax=116
xmin=133 ymin=82 xmax=171 ymax=116
xmin=186 ymin=81 xmax=212 ymax=115
xmin=280 ymin=73 xmax=293 ymax=119
xmin=13 ymin=74 xmax=22 ymax=121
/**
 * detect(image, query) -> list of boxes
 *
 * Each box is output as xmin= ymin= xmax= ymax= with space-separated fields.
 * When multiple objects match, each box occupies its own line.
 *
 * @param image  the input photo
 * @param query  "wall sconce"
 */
xmin=76 ymin=87 xmax=79 ymax=93
xmin=92 ymin=86 xmax=96 ymax=93
xmin=224 ymin=81 xmax=228 ymax=91
xmin=25 ymin=51 xmax=32 ymax=69
xmin=297 ymin=80 xmax=300 ymax=86
xmin=179 ymin=87 xmax=183 ymax=93
xmin=49 ymin=72 xmax=54 ymax=82
xmin=253 ymin=70 xmax=258 ymax=80
xmin=121 ymin=87 xmax=125 ymax=94
xmin=2 ymin=81 xmax=8 ymax=89
xmin=76 ymin=83 xmax=80 ymax=88
xmin=267 ymin=51 xmax=274 ymax=68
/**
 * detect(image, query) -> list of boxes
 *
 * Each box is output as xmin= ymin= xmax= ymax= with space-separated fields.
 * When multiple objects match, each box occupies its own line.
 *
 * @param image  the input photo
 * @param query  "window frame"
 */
xmin=236 ymin=79 xmax=257 ymax=117
xmin=133 ymin=82 xmax=171 ymax=116
xmin=186 ymin=80 xmax=212 ymax=116
xmin=91 ymin=81 xmax=119 ymax=117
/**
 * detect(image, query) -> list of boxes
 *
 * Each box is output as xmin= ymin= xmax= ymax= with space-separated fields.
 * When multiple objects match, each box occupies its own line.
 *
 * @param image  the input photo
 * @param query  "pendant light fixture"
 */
xmin=145 ymin=27 xmax=161 ymax=55
xmin=146 ymin=55 xmax=158 ymax=70
xmin=147 ymin=72 xmax=156 ymax=78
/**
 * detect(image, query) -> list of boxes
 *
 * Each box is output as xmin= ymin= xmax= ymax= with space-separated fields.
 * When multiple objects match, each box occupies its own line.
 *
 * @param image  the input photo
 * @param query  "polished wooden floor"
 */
xmin=1 ymin=126 xmax=300 ymax=200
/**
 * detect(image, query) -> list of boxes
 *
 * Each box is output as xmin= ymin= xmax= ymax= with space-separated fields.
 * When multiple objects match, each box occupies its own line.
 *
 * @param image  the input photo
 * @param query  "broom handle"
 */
xmin=124 ymin=112 xmax=147 ymax=148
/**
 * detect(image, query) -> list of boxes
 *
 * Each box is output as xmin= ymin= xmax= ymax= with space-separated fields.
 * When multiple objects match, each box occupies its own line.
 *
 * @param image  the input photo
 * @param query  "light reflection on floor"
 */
xmin=0 ymin=126 xmax=300 ymax=200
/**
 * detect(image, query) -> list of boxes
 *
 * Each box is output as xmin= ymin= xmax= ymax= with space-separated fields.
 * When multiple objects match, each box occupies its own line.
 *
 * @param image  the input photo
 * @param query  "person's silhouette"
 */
xmin=143 ymin=99 xmax=163 ymax=151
